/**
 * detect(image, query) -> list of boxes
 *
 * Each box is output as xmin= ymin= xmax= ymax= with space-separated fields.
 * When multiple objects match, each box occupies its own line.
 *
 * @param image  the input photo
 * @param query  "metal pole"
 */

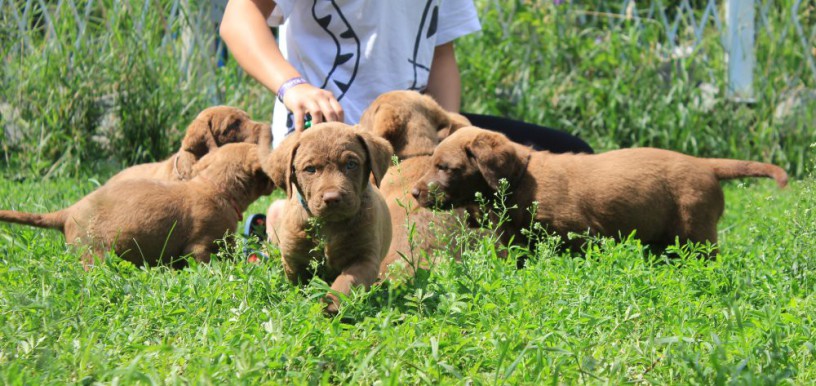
xmin=726 ymin=0 xmax=756 ymax=103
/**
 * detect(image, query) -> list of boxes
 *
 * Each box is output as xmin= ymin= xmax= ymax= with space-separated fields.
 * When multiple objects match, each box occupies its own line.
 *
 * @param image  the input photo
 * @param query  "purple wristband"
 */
xmin=277 ymin=77 xmax=308 ymax=102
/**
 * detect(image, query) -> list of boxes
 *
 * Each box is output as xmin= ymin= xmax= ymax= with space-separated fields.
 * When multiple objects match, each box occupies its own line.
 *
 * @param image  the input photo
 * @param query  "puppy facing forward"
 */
xmin=107 ymin=105 xmax=269 ymax=184
xmin=0 ymin=143 xmax=275 ymax=268
xmin=265 ymin=122 xmax=393 ymax=315
xmin=413 ymin=126 xmax=788 ymax=253
xmin=359 ymin=90 xmax=472 ymax=278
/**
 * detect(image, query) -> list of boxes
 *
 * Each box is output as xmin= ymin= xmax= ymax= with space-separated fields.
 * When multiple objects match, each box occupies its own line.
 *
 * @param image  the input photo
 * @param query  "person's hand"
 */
xmin=282 ymin=83 xmax=344 ymax=131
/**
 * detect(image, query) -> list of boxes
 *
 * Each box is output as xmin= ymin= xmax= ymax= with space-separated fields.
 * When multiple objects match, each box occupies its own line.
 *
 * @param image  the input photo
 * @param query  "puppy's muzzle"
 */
xmin=311 ymin=188 xmax=358 ymax=220
xmin=412 ymin=181 xmax=446 ymax=208
xmin=322 ymin=190 xmax=343 ymax=206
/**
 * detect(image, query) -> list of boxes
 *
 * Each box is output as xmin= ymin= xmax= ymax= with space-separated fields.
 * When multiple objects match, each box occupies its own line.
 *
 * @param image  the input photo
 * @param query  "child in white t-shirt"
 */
xmin=220 ymin=0 xmax=480 ymax=148
xmin=220 ymin=0 xmax=482 ymax=257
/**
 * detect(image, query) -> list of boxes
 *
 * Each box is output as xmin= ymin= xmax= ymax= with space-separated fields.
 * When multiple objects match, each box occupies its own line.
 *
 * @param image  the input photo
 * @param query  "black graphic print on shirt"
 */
xmin=288 ymin=0 xmax=361 ymax=130
xmin=408 ymin=0 xmax=438 ymax=91
xmin=312 ymin=0 xmax=360 ymax=101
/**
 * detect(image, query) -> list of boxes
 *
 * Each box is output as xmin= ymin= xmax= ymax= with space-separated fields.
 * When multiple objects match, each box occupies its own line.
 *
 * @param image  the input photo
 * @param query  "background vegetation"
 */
xmin=1 ymin=0 xmax=814 ymax=383
xmin=460 ymin=1 xmax=816 ymax=176
xmin=2 ymin=0 xmax=815 ymax=178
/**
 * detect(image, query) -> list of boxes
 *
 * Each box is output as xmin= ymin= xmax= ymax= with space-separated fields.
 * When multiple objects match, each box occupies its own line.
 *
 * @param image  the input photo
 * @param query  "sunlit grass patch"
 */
xmin=0 ymin=176 xmax=813 ymax=383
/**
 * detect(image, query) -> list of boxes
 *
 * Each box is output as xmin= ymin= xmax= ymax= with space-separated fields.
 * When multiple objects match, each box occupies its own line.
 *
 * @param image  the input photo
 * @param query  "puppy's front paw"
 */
xmin=323 ymin=302 xmax=340 ymax=317
xmin=323 ymin=295 xmax=340 ymax=317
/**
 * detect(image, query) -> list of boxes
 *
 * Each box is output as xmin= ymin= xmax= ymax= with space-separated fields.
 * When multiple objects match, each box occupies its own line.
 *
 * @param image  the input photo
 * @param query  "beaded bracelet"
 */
xmin=277 ymin=76 xmax=308 ymax=103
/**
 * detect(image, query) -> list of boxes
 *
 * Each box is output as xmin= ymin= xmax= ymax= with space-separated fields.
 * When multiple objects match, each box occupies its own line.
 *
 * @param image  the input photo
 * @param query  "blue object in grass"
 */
xmin=242 ymin=213 xmax=268 ymax=262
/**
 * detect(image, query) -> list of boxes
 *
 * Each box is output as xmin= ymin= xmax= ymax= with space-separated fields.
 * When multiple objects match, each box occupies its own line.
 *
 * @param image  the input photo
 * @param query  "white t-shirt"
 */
xmin=268 ymin=0 xmax=481 ymax=147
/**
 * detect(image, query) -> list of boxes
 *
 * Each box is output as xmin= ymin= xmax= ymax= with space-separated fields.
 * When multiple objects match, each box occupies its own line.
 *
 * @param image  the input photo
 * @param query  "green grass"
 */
xmin=1 ymin=174 xmax=813 ymax=384
xmin=2 ymin=1 xmax=815 ymax=383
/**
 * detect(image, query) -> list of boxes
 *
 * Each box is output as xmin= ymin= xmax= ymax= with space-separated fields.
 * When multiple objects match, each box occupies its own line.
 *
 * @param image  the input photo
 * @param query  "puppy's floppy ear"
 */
xmin=212 ymin=110 xmax=246 ymax=144
xmin=436 ymin=112 xmax=470 ymax=141
xmin=371 ymin=105 xmax=406 ymax=143
xmin=357 ymin=103 xmax=377 ymax=132
xmin=180 ymin=112 xmax=218 ymax=159
xmin=359 ymin=103 xmax=409 ymax=153
xmin=285 ymin=144 xmax=300 ymax=199
xmin=447 ymin=112 xmax=471 ymax=133
xmin=264 ymin=133 xmax=300 ymax=199
xmin=465 ymin=130 xmax=524 ymax=191
xmin=355 ymin=130 xmax=394 ymax=187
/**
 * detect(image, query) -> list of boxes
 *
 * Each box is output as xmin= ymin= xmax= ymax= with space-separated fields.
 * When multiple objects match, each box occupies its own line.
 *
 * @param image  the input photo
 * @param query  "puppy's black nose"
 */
xmin=411 ymin=188 xmax=421 ymax=199
xmin=322 ymin=191 xmax=342 ymax=205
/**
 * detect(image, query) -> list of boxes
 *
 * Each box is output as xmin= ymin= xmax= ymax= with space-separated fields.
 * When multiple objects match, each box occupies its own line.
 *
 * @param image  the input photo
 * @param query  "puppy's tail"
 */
xmin=704 ymin=158 xmax=788 ymax=188
xmin=0 ymin=209 xmax=67 ymax=232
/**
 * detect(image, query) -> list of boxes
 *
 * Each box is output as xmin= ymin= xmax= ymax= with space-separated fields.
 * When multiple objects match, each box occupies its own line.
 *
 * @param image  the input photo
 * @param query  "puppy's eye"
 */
xmin=436 ymin=163 xmax=449 ymax=172
xmin=345 ymin=160 xmax=358 ymax=170
xmin=304 ymin=166 xmax=317 ymax=174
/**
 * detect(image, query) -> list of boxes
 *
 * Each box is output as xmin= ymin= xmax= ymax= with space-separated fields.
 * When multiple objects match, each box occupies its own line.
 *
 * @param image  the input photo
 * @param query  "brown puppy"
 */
xmin=359 ymin=90 xmax=471 ymax=158
xmin=0 ymin=143 xmax=275 ymax=268
xmin=413 ymin=126 xmax=788 ymax=253
xmin=107 ymin=105 xmax=269 ymax=184
xmin=358 ymin=90 xmax=471 ymax=278
xmin=265 ymin=122 xmax=393 ymax=315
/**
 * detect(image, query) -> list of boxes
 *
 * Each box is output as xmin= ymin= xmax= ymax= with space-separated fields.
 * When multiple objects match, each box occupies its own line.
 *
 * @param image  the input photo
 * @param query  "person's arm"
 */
xmin=425 ymin=42 xmax=462 ymax=112
xmin=220 ymin=0 xmax=343 ymax=130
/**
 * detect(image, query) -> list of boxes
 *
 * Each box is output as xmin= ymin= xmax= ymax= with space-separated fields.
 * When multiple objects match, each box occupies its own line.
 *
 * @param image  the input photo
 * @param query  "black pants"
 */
xmin=461 ymin=113 xmax=594 ymax=154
